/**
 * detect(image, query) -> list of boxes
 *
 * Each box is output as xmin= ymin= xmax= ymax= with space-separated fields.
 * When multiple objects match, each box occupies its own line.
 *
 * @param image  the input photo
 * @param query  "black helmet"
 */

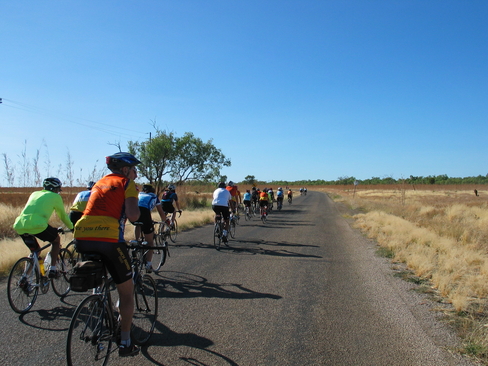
xmin=87 ymin=181 xmax=96 ymax=190
xmin=142 ymin=184 xmax=155 ymax=193
xmin=228 ymin=181 xmax=234 ymax=187
xmin=218 ymin=182 xmax=226 ymax=188
xmin=43 ymin=177 xmax=62 ymax=191
xmin=106 ymin=152 xmax=141 ymax=171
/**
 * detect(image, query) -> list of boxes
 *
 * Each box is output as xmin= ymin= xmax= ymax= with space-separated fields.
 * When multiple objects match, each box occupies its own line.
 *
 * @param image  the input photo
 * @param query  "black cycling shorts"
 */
xmin=212 ymin=205 xmax=230 ymax=220
xmin=243 ymin=200 xmax=251 ymax=207
xmin=259 ymin=200 xmax=268 ymax=207
xmin=134 ymin=207 xmax=154 ymax=234
xmin=162 ymin=202 xmax=175 ymax=214
xmin=22 ymin=225 xmax=59 ymax=251
xmin=75 ymin=239 xmax=132 ymax=285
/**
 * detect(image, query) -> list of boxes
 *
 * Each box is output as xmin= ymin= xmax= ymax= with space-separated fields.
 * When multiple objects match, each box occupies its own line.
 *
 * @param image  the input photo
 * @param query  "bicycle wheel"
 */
xmin=229 ymin=219 xmax=236 ymax=239
xmin=52 ymin=248 xmax=73 ymax=297
xmin=213 ymin=223 xmax=221 ymax=250
xmin=67 ymin=295 xmax=113 ymax=366
xmin=67 ymin=240 xmax=83 ymax=265
xmin=152 ymin=230 xmax=167 ymax=271
xmin=169 ymin=220 xmax=178 ymax=243
xmin=7 ymin=257 xmax=39 ymax=314
xmin=132 ymin=274 xmax=158 ymax=345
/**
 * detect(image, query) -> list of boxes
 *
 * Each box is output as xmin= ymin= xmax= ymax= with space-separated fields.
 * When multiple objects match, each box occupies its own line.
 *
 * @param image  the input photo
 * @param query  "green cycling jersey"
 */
xmin=13 ymin=189 xmax=73 ymax=235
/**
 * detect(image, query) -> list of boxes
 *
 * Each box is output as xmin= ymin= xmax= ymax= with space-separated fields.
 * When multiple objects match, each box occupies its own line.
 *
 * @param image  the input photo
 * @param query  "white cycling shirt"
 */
xmin=212 ymin=188 xmax=232 ymax=206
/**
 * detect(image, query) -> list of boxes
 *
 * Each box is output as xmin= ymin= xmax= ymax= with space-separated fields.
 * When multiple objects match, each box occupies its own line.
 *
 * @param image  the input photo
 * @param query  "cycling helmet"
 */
xmin=278 ymin=187 xmax=282 ymax=191
xmin=43 ymin=177 xmax=62 ymax=191
xmin=168 ymin=184 xmax=176 ymax=191
xmin=106 ymin=152 xmax=141 ymax=171
xmin=228 ymin=181 xmax=234 ymax=187
xmin=87 ymin=181 xmax=96 ymax=190
xmin=218 ymin=182 xmax=226 ymax=188
xmin=143 ymin=184 xmax=155 ymax=193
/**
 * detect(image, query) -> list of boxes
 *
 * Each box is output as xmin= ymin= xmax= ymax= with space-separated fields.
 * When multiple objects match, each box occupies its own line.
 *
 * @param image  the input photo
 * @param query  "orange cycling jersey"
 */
xmin=226 ymin=186 xmax=238 ymax=197
xmin=259 ymin=192 xmax=269 ymax=201
xmin=74 ymin=173 xmax=138 ymax=243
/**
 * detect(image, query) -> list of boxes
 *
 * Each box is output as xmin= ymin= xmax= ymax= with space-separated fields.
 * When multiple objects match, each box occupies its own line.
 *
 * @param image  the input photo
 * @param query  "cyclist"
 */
xmin=73 ymin=152 xmax=141 ymax=357
xmin=287 ymin=188 xmax=293 ymax=203
xmin=259 ymin=188 xmax=269 ymax=218
xmin=161 ymin=184 xmax=182 ymax=229
xmin=268 ymin=188 xmax=275 ymax=211
xmin=226 ymin=181 xmax=239 ymax=214
xmin=243 ymin=189 xmax=252 ymax=215
xmin=304 ymin=187 xmax=308 ymax=195
xmin=212 ymin=182 xmax=232 ymax=243
xmin=13 ymin=177 xmax=74 ymax=278
xmin=133 ymin=184 xmax=165 ymax=272
xmin=69 ymin=181 xmax=95 ymax=225
xmin=276 ymin=187 xmax=284 ymax=208
xmin=251 ymin=187 xmax=259 ymax=212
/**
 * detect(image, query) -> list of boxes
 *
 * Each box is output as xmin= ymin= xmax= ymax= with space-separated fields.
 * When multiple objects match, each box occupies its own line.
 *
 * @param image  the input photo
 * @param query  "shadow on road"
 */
xmin=154 ymin=270 xmax=282 ymax=301
xmin=144 ymin=321 xmax=239 ymax=366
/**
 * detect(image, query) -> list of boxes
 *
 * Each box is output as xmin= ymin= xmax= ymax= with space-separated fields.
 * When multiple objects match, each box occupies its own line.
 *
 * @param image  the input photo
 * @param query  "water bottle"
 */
xmin=38 ymin=257 xmax=45 ymax=276
xmin=45 ymin=252 xmax=52 ymax=273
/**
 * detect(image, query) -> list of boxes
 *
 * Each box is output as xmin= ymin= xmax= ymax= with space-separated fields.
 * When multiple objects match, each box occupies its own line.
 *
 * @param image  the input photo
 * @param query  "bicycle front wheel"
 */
xmin=7 ymin=257 xmax=39 ymax=314
xmin=132 ymin=274 xmax=158 ymax=345
xmin=52 ymin=248 xmax=73 ymax=297
xmin=169 ymin=220 xmax=178 ymax=243
xmin=67 ymin=294 xmax=113 ymax=366
xmin=152 ymin=233 xmax=167 ymax=271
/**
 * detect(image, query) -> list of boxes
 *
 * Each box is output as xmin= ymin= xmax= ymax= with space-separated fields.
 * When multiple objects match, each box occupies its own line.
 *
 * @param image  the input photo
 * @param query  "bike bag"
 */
xmin=69 ymin=260 xmax=104 ymax=292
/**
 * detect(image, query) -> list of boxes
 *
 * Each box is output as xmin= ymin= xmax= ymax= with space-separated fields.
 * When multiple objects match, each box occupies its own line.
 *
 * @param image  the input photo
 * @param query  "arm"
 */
xmin=54 ymin=195 xmax=74 ymax=230
xmin=156 ymin=204 xmax=165 ymax=221
xmin=125 ymin=196 xmax=140 ymax=222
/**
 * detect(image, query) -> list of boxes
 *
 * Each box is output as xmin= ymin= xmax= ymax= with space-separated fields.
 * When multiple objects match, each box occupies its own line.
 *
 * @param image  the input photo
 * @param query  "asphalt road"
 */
xmin=0 ymin=191 xmax=477 ymax=366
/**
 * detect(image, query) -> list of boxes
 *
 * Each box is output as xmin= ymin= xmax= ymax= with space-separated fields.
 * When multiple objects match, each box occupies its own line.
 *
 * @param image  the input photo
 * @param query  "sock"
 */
xmin=121 ymin=332 xmax=131 ymax=346
xmin=49 ymin=265 xmax=57 ymax=272
xmin=146 ymin=261 xmax=152 ymax=267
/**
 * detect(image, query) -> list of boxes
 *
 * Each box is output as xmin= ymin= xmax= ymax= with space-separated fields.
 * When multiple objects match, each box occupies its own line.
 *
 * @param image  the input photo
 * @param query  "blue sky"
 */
xmin=1 ymin=1 xmax=487 ymax=186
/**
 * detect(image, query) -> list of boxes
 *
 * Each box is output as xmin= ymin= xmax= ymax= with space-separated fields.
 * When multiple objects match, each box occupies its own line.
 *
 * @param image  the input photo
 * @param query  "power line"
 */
xmin=1 ymin=97 xmax=149 ymax=140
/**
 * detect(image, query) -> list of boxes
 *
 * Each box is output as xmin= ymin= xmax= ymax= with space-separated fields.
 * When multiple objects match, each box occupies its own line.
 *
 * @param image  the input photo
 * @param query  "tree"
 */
xmin=170 ymin=132 xmax=231 ymax=184
xmin=243 ymin=175 xmax=256 ymax=185
xmin=128 ymin=129 xmax=230 ymax=194
xmin=128 ymin=128 xmax=175 ymax=193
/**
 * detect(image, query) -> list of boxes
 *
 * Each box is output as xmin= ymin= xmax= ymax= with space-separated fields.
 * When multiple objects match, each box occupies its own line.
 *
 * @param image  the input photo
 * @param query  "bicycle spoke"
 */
xmin=7 ymin=257 xmax=39 ymax=314
xmin=132 ymin=275 xmax=158 ymax=345
xmin=67 ymin=295 xmax=113 ymax=366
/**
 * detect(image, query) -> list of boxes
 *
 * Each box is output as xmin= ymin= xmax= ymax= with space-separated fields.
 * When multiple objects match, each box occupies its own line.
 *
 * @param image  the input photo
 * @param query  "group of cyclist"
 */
xmin=12 ymin=150 xmax=301 ymax=358
xmin=211 ymin=182 xmax=296 ymax=238
xmin=12 ymin=152 xmax=181 ymax=358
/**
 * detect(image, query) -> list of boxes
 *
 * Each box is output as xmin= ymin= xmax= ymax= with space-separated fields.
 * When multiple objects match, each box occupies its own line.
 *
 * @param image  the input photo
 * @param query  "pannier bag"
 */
xmin=69 ymin=260 xmax=104 ymax=292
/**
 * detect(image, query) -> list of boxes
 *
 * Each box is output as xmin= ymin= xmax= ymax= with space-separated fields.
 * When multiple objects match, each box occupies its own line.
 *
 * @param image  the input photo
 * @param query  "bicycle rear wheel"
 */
xmin=213 ymin=223 xmax=221 ymax=250
xmin=132 ymin=274 xmax=158 ymax=345
xmin=7 ymin=257 xmax=39 ymax=314
xmin=229 ymin=219 xmax=236 ymax=239
xmin=67 ymin=294 xmax=113 ymax=366
xmin=152 ymin=229 xmax=167 ymax=271
xmin=52 ymin=248 xmax=73 ymax=297
xmin=169 ymin=220 xmax=178 ymax=243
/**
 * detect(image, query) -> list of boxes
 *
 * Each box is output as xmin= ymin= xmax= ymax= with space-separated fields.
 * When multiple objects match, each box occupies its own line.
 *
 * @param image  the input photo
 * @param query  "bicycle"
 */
xmin=162 ymin=210 xmax=181 ymax=243
xmin=260 ymin=205 xmax=268 ymax=223
xmin=244 ymin=205 xmax=252 ymax=221
xmin=288 ymin=196 xmax=293 ymax=205
xmin=229 ymin=213 xmax=237 ymax=239
xmin=213 ymin=214 xmax=225 ymax=250
xmin=7 ymin=231 xmax=74 ymax=314
xmin=66 ymin=241 xmax=159 ymax=366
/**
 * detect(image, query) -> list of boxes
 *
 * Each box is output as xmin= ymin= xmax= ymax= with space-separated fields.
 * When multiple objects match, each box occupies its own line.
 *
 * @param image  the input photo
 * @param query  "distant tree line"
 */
xmin=234 ymin=174 xmax=488 ymax=187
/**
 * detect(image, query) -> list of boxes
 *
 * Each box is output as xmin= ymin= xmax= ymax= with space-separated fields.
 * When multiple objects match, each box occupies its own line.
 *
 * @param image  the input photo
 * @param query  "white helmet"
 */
xmin=278 ymin=187 xmax=282 ymax=191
